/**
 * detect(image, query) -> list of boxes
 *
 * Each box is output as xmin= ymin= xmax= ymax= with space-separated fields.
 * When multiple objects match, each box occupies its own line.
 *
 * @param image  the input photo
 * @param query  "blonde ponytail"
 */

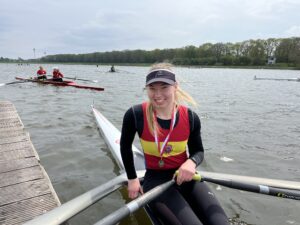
xmin=146 ymin=102 xmax=155 ymax=136
xmin=175 ymin=86 xmax=197 ymax=106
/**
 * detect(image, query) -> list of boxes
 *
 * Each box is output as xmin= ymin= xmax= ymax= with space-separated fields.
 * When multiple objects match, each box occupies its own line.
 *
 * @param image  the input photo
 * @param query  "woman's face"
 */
xmin=146 ymin=82 xmax=177 ymax=109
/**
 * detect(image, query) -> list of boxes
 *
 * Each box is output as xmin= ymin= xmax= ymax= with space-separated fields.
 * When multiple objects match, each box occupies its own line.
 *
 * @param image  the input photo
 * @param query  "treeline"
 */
xmin=0 ymin=57 xmax=22 ymax=63
xmin=1 ymin=37 xmax=300 ymax=67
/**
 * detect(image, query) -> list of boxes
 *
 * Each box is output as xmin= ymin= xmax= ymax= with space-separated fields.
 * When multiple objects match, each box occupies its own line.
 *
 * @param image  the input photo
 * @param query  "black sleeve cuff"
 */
xmin=189 ymin=153 xmax=203 ymax=167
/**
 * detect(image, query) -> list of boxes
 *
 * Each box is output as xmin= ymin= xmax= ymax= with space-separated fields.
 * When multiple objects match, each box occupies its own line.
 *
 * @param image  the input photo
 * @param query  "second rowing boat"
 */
xmin=15 ymin=77 xmax=104 ymax=91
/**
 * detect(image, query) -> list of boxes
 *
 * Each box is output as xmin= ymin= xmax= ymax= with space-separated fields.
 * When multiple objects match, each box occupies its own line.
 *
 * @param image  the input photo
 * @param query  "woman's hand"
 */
xmin=127 ymin=178 xmax=144 ymax=199
xmin=176 ymin=159 xmax=196 ymax=185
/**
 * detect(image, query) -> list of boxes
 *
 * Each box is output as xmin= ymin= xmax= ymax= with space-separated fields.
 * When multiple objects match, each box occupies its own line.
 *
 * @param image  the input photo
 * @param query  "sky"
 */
xmin=0 ymin=0 xmax=300 ymax=59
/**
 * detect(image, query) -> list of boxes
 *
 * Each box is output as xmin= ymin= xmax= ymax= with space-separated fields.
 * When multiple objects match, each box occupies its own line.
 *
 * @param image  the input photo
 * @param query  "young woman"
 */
xmin=120 ymin=63 xmax=229 ymax=225
xmin=36 ymin=66 xmax=47 ymax=80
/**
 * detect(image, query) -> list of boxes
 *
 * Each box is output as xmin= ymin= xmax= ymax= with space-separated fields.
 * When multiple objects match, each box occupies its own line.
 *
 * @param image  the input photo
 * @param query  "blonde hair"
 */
xmin=146 ymin=63 xmax=197 ymax=135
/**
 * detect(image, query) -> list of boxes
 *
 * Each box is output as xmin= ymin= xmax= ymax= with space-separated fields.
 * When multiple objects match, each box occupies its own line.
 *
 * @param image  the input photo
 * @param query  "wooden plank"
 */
xmin=0 ymin=102 xmax=15 ymax=108
xmin=0 ymin=130 xmax=26 ymax=139
xmin=0 ymin=117 xmax=21 ymax=124
xmin=0 ymin=126 xmax=24 ymax=134
xmin=0 ymin=158 xmax=39 ymax=173
xmin=0 ymin=134 xmax=30 ymax=145
xmin=0 ymin=117 xmax=23 ymax=129
xmin=0 ymin=149 xmax=35 ymax=162
xmin=0 ymin=111 xmax=18 ymax=119
xmin=0 ymin=166 xmax=43 ymax=188
xmin=0 ymin=179 xmax=52 ymax=205
xmin=0 ymin=101 xmax=14 ymax=107
xmin=0 ymin=107 xmax=16 ymax=113
xmin=0 ymin=104 xmax=16 ymax=113
xmin=0 ymin=194 xmax=58 ymax=225
xmin=0 ymin=140 xmax=34 ymax=153
xmin=0 ymin=106 xmax=15 ymax=111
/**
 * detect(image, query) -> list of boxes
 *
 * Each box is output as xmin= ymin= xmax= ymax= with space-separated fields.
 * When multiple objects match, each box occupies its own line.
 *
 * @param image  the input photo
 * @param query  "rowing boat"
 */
xmin=92 ymin=105 xmax=162 ymax=225
xmin=92 ymin=106 xmax=144 ymax=170
xmin=254 ymin=76 xmax=300 ymax=82
xmin=15 ymin=77 xmax=104 ymax=91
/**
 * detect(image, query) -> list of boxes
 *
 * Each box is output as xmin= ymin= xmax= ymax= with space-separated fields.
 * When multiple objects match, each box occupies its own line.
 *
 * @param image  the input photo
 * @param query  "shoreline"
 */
xmin=1 ymin=61 xmax=300 ymax=70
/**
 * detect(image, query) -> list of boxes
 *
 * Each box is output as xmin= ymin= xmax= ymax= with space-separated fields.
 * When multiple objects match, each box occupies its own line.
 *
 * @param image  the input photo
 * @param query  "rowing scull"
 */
xmin=254 ymin=76 xmax=300 ymax=82
xmin=92 ymin=105 xmax=162 ymax=225
xmin=15 ymin=77 xmax=104 ymax=91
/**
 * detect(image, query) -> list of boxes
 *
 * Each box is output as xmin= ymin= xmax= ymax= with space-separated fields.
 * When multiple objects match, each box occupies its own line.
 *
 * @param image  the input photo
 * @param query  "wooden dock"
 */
xmin=0 ymin=101 xmax=61 ymax=225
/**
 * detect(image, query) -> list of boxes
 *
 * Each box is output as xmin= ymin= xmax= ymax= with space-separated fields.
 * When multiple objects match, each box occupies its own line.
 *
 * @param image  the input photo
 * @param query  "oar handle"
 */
xmin=174 ymin=171 xmax=201 ymax=181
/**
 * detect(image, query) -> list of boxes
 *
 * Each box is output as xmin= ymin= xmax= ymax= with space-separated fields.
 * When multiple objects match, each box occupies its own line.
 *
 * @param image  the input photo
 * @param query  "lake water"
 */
xmin=0 ymin=63 xmax=299 ymax=225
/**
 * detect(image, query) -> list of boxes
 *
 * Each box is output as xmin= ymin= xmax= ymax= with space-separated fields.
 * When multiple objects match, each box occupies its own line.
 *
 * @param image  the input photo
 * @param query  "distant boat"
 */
xmin=109 ymin=65 xmax=116 ymax=72
xmin=254 ymin=76 xmax=300 ymax=82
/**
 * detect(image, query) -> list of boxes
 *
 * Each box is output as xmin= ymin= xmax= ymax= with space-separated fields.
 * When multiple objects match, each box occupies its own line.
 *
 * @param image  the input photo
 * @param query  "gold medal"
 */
xmin=158 ymin=159 xmax=164 ymax=168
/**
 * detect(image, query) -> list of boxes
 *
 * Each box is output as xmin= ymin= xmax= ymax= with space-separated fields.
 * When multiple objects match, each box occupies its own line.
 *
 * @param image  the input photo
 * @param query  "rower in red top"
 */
xmin=36 ymin=66 xmax=47 ymax=80
xmin=52 ymin=67 xmax=64 ymax=82
xmin=120 ymin=63 xmax=229 ymax=225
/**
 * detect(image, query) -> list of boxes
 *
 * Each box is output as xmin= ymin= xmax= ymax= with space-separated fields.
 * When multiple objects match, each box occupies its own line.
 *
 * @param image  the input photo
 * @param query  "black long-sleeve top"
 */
xmin=120 ymin=104 xmax=204 ymax=179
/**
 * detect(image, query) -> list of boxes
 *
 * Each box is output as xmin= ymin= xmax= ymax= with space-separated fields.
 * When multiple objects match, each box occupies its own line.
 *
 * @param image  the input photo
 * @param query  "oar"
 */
xmin=94 ymin=171 xmax=300 ymax=225
xmin=200 ymin=171 xmax=300 ymax=190
xmin=174 ymin=171 xmax=300 ymax=200
xmin=64 ymin=76 xmax=98 ymax=83
xmin=46 ymin=75 xmax=98 ymax=83
xmin=94 ymin=179 xmax=175 ymax=225
xmin=22 ymin=174 xmax=129 ymax=225
xmin=115 ymin=69 xmax=135 ymax=74
xmin=198 ymin=174 xmax=300 ymax=201
xmin=106 ymin=69 xmax=134 ymax=74
xmin=94 ymin=173 xmax=200 ymax=225
xmin=0 ymin=80 xmax=30 ymax=87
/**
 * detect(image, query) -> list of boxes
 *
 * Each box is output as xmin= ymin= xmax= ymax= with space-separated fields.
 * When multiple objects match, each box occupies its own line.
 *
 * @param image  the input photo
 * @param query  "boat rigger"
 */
xmin=15 ymin=77 xmax=104 ymax=91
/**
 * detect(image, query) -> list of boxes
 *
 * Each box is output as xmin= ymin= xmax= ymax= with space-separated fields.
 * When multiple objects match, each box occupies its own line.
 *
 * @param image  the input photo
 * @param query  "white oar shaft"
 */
xmin=94 ymin=180 xmax=175 ymax=225
xmin=23 ymin=174 xmax=127 ymax=225
xmin=46 ymin=75 xmax=97 ymax=83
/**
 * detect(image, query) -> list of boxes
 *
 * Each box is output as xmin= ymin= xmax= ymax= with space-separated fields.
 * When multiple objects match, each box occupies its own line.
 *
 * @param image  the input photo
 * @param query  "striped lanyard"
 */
xmin=153 ymin=108 xmax=177 ymax=157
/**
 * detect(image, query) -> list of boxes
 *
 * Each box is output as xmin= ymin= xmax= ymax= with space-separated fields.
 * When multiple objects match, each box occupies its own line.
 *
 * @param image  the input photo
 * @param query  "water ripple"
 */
xmin=0 ymin=64 xmax=299 ymax=225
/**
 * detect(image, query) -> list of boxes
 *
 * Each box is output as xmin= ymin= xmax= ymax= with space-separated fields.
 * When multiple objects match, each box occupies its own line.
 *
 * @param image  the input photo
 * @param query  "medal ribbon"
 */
xmin=153 ymin=108 xmax=177 ymax=158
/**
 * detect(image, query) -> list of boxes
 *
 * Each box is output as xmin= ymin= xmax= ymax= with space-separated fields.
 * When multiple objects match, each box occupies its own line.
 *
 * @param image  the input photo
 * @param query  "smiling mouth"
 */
xmin=154 ymin=99 xmax=165 ymax=104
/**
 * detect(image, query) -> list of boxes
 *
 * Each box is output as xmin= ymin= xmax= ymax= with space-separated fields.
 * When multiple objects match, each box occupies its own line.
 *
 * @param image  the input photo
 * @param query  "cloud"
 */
xmin=0 ymin=0 xmax=300 ymax=59
xmin=283 ymin=26 xmax=300 ymax=37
